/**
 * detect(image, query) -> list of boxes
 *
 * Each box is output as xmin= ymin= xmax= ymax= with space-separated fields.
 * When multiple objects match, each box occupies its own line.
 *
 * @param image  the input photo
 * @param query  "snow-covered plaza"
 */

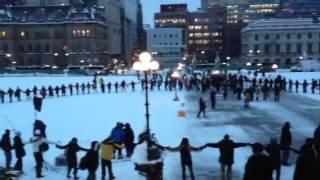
xmin=0 ymin=72 xmax=320 ymax=179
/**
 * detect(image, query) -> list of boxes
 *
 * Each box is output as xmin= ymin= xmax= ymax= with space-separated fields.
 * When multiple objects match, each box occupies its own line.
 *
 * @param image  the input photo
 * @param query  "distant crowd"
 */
xmin=0 ymin=72 xmax=320 ymax=105
xmin=1 ymin=120 xmax=320 ymax=180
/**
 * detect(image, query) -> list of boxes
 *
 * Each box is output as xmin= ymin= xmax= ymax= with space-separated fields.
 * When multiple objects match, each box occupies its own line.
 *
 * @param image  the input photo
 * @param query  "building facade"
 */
xmin=147 ymin=28 xmax=186 ymax=68
xmin=154 ymin=4 xmax=189 ymax=29
xmin=0 ymin=3 xmax=110 ymax=68
xmin=241 ymin=18 xmax=320 ymax=67
xmin=187 ymin=8 xmax=225 ymax=64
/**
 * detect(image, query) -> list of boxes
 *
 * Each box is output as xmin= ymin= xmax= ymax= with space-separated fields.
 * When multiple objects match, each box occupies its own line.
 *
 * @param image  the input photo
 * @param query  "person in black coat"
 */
xmin=0 ymin=89 xmax=5 ymax=103
xmin=0 ymin=129 xmax=12 ymax=169
xmin=7 ymin=88 xmax=14 ymax=103
xmin=107 ymin=82 xmax=112 ymax=93
xmin=48 ymin=86 xmax=54 ymax=98
xmin=33 ymin=86 xmax=38 ymax=96
xmin=295 ymin=80 xmax=299 ymax=93
xmin=33 ymin=120 xmax=47 ymax=138
xmin=68 ymin=84 xmax=73 ymax=96
xmin=302 ymin=80 xmax=308 ymax=93
xmin=61 ymin=85 xmax=66 ymax=96
xmin=210 ymin=88 xmax=216 ymax=109
xmin=243 ymin=143 xmax=273 ymax=180
xmin=75 ymin=83 xmax=80 ymax=95
xmin=166 ymin=138 xmax=203 ymax=180
xmin=13 ymin=131 xmax=26 ymax=172
xmin=196 ymin=97 xmax=206 ymax=118
xmin=25 ymin=88 xmax=31 ymax=100
xmin=293 ymin=138 xmax=319 ymax=180
xmin=14 ymin=87 xmax=22 ymax=101
xmin=84 ymin=141 xmax=99 ymax=180
xmin=280 ymin=122 xmax=292 ymax=166
xmin=265 ymin=138 xmax=298 ymax=180
xmin=56 ymin=137 xmax=88 ymax=179
xmin=123 ymin=123 xmax=135 ymax=157
xmin=205 ymin=134 xmax=248 ymax=179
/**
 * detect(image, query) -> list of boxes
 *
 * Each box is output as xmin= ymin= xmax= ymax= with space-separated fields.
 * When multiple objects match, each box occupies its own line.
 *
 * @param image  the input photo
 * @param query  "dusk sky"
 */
xmin=141 ymin=0 xmax=200 ymax=26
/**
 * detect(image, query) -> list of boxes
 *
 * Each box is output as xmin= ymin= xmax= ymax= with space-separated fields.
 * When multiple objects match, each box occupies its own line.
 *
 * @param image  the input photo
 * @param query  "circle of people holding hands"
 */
xmin=1 ymin=71 xmax=320 ymax=105
xmin=1 ymin=119 xmax=320 ymax=180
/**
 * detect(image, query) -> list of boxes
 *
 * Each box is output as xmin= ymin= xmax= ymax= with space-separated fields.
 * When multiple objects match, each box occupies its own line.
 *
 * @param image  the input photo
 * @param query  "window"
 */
xmin=153 ymin=34 xmax=157 ymax=38
xmin=254 ymin=44 xmax=260 ymax=52
xmin=286 ymin=33 xmax=291 ymax=39
xmin=45 ymin=44 xmax=50 ymax=51
xmin=264 ymin=44 xmax=270 ymax=54
xmin=308 ymin=43 xmax=313 ymax=54
xmin=276 ymin=34 xmax=280 ymax=39
xmin=276 ymin=44 xmax=280 ymax=54
xmin=254 ymin=34 xmax=259 ymax=41
xmin=286 ymin=44 xmax=291 ymax=54
xmin=169 ymin=34 xmax=173 ymax=37
xmin=297 ymin=44 xmax=302 ymax=54
xmin=297 ymin=33 xmax=302 ymax=39
xmin=285 ymin=58 xmax=292 ymax=66
xmin=308 ymin=32 xmax=313 ymax=39
xmin=3 ymin=44 xmax=8 ymax=52
xmin=36 ymin=44 xmax=41 ymax=52
xmin=319 ymin=43 xmax=320 ymax=53
xmin=19 ymin=44 xmax=24 ymax=52
xmin=27 ymin=44 xmax=32 ymax=51
xmin=264 ymin=34 xmax=269 ymax=40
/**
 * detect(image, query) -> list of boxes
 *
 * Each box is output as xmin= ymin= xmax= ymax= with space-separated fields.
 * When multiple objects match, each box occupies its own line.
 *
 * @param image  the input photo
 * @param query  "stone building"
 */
xmin=0 ymin=3 xmax=110 ymax=67
xmin=241 ymin=18 xmax=320 ymax=67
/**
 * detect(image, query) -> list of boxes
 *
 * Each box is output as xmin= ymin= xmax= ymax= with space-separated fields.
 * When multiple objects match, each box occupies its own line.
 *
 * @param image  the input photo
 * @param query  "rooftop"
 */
xmin=242 ymin=18 xmax=320 ymax=32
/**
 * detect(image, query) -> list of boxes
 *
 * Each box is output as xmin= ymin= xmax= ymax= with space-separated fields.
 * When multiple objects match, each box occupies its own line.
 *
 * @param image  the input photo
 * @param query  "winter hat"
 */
xmin=35 ymin=129 xmax=41 ymax=136
xmin=15 ymin=131 xmax=21 ymax=136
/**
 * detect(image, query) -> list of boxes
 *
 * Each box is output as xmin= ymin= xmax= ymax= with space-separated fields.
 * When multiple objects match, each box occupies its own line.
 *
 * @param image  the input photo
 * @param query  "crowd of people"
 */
xmin=0 ymin=120 xmax=135 ymax=180
xmin=1 ymin=119 xmax=320 ymax=180
xmin=0 ymin=72 xmax=320 ymax=105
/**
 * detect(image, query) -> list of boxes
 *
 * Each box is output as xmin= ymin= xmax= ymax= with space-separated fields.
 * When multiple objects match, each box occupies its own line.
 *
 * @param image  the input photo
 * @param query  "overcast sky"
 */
xmin=141 ymin=0 xmax=200 ymax=26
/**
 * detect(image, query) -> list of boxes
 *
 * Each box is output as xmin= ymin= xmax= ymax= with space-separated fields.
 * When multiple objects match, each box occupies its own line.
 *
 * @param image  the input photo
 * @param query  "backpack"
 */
xmin=79 ymin=152 xmax=89 ymax=170
xmin=39 ymin=143 xmax=49 ymax=152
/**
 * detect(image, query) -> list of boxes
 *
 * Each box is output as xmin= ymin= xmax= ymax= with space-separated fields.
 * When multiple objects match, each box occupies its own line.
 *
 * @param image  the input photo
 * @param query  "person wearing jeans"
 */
xmin=100 ymin=138 xmax=122 ymax=180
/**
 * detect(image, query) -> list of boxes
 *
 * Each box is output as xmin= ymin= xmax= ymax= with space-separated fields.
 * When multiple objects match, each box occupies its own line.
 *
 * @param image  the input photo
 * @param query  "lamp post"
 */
xmin=132 ymin=52 xmax=159 ymax=156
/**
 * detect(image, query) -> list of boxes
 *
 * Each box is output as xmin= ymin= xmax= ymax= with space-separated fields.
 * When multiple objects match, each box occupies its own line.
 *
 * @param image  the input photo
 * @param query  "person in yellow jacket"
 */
xmin=100 ymin=138 xmax=123 ymax=180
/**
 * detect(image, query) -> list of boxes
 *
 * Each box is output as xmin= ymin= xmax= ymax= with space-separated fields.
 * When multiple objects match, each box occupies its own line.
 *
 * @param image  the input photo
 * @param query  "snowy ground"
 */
xmin=0 ymin=72 xmax=319 ymax=180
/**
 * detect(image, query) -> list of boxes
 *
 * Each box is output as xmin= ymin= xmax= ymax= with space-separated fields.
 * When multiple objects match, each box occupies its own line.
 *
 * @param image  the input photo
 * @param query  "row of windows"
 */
xmin=153 ymin=34 xmax=179 ymax=38
xmin=72 ymin=29 xmax=91 ymax=37
xmin=251 ymin=43 xmax=320 ymax=54
xmin=189 ymin=39 xmax=222 ymax=45
xmin=254 ymin=32 xmax=319 ymax=41
xmin=19 ymin=30 xmax=65 ymax=39
xmin=155 ymin=19 xmax=186 ymax=24
xmin=189 ymin=32 xmax=221 ymax=38
xmin=188 ymin=25 xmax=208 ymax=30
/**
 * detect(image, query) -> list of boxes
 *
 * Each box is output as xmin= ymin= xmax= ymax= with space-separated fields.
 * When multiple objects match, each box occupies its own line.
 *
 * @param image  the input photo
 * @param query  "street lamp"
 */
xmin=171 ymin=71 xmax=180 ymax=102
xmin=132 ymin=52 xmax=159 ymax=160
xmin=272 ymin=64 xmax=278 ymax=72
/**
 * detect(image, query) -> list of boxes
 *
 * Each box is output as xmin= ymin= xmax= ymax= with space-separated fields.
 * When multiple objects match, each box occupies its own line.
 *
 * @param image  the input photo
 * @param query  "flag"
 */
xmin=33 ymin=96 xmax=43 ymax=112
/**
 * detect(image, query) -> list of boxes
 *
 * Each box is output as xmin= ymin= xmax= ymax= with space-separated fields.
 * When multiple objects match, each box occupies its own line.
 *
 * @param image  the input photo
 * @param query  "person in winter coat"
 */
xmin=295 ymin=80 xmax=299 ymax=93
xmin=205 ymin=134 xmax=248 ymax=179
xmin=244 ymin=89 xmax=251 ymax=108
xmin=314 ymin=124 xmax=320 ymax=150
xmin=123 ymin=123 xmax=135 ymax=157
xmin=302 ymin=80 xmax=308 ymax=93
xmin=100 ymin=138 xmax=123 ymax=180
xmin=56 ymin=137 xmax=88 ymax=179
xmin=33 ymin=119 xmax=47 ymax=138
xmin=14 ymin=87 xmax=22 ymax=101
xmin=110 ymin=123 xmax=125 ymax=159
xmin=7 ymin=88 xmax=13 ymax=102
xmin=0 ymin=129 xmax=12 ymax=169
xmin=13 ymin=131 xmax=26 ymax=172
xmin=280 ymin=122 xmax=292 ymax=166
xmin=274 ymin=84 xmax=281 ymax=102
xmin=293 ymin=138 xmax=319 ymax=180
xmin=255 ymin=85 xmax=261 ymax=101
xmin=210 ymin=88 xmax=217 ymax=109
xmin=83 ymin=141 xmax=100 ymax=180
xmin=265 ymin=138 xmax=298 ymax=180
xmin=29 ymin=129 xmax=56 ymax=178
xmin=196 ymin=97 xmax=206 ymax=118
xmin=0 ymin=89 xmax=5 ymax=103
xmin=166 ymin=138 xmax=203 ymax=180
xmin=243 ymin=143 xmax=273 ymax=180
